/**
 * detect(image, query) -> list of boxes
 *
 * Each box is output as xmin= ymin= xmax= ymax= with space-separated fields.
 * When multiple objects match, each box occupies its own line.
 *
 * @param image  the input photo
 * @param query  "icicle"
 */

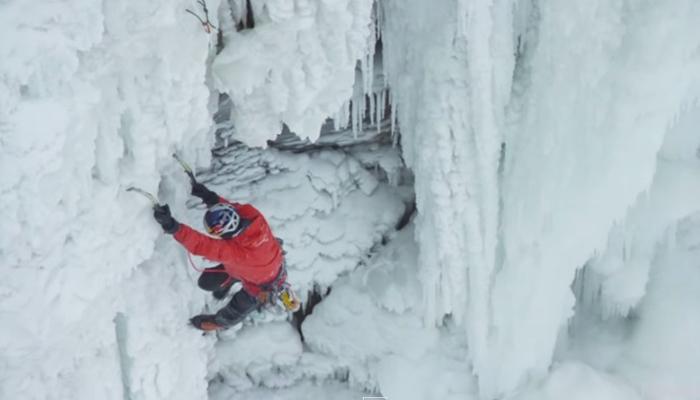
xmin=365 ymin=5 xmax=376 ymax=96
xmin=344 ymin=100 xmax=351 ymax=131
xmin=351 ymin=61 xmax=364 ymax=138
xmin=360 ymin=54 xmax=371 ymax=98
xmin=361 ymin=93 xmax=366 ymax=134
xmin=351 ymin=76 xmax=356 ymax=135
xmin=353 ymin=95 xmax=360 ymax=139
xmin=243 ymin=0 xmax=249 ymax=28
xmin=351 ymin=97 xmax=357 ymax=138
xmin=376 ymin=91 xmax=382 ymax=128
xmin=374 ymin=3 xmax=386 ymax=133
xmin=380 ymin=90 xmax=386 ymax=123
xmin=374 ymin=0 xmax=382 ymax=41
xmin=229 ymin=0 xmax=246 ymax=27
xmin=389 ymin=90 xmax=396 ymax=142
xmin=337 ymin=101 xmax=345 ymax=131
xmin=374 ymin=92 xmax=379 ymax=127
xmin=365 ymin=51 xmax=374 ymax=104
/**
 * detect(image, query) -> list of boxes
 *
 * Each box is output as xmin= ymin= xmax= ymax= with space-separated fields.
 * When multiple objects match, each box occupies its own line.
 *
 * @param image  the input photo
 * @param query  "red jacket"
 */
xmin=174 ymin=198 xmax=283 ymax=295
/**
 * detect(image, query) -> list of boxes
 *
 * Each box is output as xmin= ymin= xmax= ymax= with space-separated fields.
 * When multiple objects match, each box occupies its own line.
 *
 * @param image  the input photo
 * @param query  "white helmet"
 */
xmin=203 ymin=203 xmax=241 ymax=237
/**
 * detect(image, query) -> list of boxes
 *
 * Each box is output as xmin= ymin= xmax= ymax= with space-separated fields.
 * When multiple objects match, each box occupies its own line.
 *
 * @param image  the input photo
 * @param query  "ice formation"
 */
xmin=3 ymin=0 xmax=700 ymax=399
xmin=1 ymin=1 xmax=218 ymax=398
xmin=211 ymin=0 xmax=376 ymax=145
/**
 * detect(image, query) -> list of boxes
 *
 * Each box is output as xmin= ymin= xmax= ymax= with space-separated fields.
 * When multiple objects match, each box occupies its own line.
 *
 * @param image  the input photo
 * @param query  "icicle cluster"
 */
xmin=334 ymin=2 xmax=395 ymax=139
xmin=211 ymin=0 xmax=376 ymax=145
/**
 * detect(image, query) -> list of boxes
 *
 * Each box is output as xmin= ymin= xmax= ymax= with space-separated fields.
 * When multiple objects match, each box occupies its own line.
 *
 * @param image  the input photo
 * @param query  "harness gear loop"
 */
xmin=256 ymin=262 xmax=300 ymax=312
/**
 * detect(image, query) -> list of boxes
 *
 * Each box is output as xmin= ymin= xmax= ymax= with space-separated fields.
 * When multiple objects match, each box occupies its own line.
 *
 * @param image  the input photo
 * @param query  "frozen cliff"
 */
xmin=2 ymin=0 xmax=700 ymax=399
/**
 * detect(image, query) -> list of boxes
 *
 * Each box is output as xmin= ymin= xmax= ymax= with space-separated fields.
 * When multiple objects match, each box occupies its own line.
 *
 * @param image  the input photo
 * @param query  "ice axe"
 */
xmin=126 ymin=186 xmax=159 ymax=206
xmin=173 ymin=152 xmax=197 ymax=183
xmin=125 ymin=186 xmax=160 ymax=207
xmin=126 ymin=153 xmax=196 ymax=206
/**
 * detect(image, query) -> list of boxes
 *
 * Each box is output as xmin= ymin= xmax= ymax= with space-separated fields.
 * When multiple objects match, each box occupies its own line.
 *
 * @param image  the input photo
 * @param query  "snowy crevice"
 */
xmin=291 ymin=285 xmax=332 ymax=343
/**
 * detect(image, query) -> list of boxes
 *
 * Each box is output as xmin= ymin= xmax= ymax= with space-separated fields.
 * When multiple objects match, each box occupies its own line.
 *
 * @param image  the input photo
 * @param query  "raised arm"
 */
xmin=174 ymin=224 xmax=238 ymax=262
xmin=191 ymin=182 xmax=219 ymax=206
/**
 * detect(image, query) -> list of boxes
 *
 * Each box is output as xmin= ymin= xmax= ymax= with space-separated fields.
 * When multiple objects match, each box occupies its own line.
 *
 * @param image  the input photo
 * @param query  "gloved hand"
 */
xmin=191 ymin=181 xmax=219 ymax=206
xmin=153 ymin=204 xmax=180 ymax=234
xmin=190 ymin=314 xmax=222 ymax=331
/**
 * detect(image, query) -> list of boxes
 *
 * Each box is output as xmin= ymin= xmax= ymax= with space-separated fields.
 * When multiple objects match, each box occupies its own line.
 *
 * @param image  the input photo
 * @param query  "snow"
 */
xmin=510 ymin=362 xmax=641 ymax=400
xmin=618 ymin=215 xmax=700 ymax=399
xmin=582 ymin=105 xmax=700 ymax=318
xmin=4 ymin=0 xmax=700 ymax=399
xmin=380 ymin=0 xmax=700 ymax=397
xmin=211 ymin=0 xmax=376 ymax=145
xmin=210 ymin=380 xmax=366 ymax=400
xmin=1 ymin=0 xmax=218 ymax=398
xmin=183 ymin=139 xmax=410 ymax=398
xmin=192 ymin=144 xmax=409 ymax=295
xmin=301 ymin=226 xmax=476 ymax=400
xmin=489 ymin=0 xmax=700 ymax=393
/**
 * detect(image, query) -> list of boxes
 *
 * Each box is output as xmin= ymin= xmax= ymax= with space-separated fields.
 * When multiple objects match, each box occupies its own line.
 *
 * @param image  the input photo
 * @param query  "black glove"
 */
xmin=190 ymin=314 xmax=222 ymax=331
xmin=191 ymin=181 xmax=219 ymax=206
xmin=153 ymin=204 xmax=180 ymax=234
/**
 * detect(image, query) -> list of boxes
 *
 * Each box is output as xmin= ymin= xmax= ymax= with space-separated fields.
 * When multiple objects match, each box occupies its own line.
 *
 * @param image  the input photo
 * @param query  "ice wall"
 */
xmin=379 ymin=0 xmax=700 ymax=398
xmin=4 ymin=0 xmax=699 ymax=398
xmin=380 ymin=1 xmax=514 ymax=386
xmin=0 ymin=1 xmax=218 ymax=398
xmin=577 ymin=104 xmax=700 ymax=319
xmin=493 ymin=1 xmax=700 ymax=396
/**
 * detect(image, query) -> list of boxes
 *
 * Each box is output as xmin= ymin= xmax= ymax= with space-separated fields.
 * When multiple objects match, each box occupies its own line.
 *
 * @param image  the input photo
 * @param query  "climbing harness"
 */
xmin=256 ymin=262 xmax=301 ymax=312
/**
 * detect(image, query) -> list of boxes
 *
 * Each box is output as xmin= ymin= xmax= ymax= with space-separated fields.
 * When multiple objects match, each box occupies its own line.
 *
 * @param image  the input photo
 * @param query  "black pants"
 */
xmin=198 ymin=265 xmax=259 ymax=328
xmin=197 ymin=264 xmax=236 ymax=292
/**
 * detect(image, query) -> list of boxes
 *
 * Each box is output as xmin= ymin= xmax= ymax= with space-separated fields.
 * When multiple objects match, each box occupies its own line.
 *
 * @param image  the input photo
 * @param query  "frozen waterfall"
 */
xmin=2 ymin=0 xmax=700 ymax=399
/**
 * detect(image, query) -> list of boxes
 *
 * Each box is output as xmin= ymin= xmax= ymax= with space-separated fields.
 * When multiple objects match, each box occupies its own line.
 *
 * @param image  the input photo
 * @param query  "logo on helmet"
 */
xmin=204 ymin=203 xmax=241 ymax=237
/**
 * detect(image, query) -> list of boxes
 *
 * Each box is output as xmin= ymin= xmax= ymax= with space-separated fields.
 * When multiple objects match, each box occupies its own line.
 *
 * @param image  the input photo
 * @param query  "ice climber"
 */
xmin=151 ymin=181 xmax=298 ymax=331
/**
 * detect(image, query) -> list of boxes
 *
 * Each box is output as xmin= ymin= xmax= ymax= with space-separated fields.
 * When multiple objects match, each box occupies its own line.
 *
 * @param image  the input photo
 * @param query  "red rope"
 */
xmin=186 ymin=252 xmax=228 ymax=274
xmin=186 ymin=252 xmax=205 ymax=272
